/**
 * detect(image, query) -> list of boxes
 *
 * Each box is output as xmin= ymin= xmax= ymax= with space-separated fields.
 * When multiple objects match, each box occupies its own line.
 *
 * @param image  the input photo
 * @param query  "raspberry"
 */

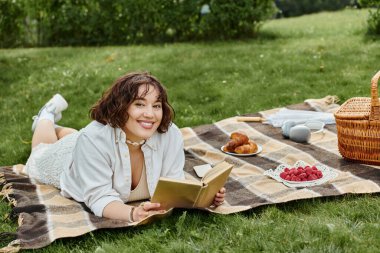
xmin=299 ymin=172 xmax=307 ymax=179
xmin=305 ymin=168 xmax=313 ymax=175
xmin=280 ymin=164 xmax=323 ymax=182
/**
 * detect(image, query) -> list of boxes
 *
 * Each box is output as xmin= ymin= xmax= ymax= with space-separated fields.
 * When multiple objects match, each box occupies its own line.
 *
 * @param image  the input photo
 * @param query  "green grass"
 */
xmin=1 ymin=8 xmax=380 ymax=252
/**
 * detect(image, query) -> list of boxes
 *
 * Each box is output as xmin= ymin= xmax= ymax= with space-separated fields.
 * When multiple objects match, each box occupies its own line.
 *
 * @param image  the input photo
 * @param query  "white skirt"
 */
xmin=24 ymin=132 xmax=80 ymax=188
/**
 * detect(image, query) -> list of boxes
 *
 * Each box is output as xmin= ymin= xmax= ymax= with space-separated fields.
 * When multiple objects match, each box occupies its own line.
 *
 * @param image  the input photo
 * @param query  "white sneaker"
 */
xmin=31 ymin=94 xmax=68 ymax=132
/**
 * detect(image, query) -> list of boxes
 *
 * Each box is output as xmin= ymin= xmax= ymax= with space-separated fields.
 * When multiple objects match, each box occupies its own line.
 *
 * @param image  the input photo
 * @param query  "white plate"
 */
xmin=282 ymin=178 xmax=321 ymax=184
xmin=221 ymin=144 xmax=262 ymax=157
xmin=264 ymin=160 xmax=338 ymax=188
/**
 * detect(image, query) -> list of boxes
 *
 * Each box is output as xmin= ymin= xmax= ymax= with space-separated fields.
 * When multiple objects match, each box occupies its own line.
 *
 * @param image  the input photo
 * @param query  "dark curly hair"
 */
xmin=90 ymin=72 xmax=174 ymax=133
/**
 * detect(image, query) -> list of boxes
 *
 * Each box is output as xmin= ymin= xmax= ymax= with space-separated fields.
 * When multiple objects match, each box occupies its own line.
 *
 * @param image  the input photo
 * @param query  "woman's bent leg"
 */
xmin=56 ymin=126 xmax=78 ymax=140
xmin=31 ymin=93 xmax=69 ymax=148
xmin=32 ymin=120 xmax=58 ymax=148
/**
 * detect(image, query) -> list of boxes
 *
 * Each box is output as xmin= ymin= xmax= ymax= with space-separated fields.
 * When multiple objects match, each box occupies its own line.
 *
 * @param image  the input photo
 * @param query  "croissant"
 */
xmin=223 ymin=132 xmax=249 ymax=152
xmin=234 ymin=141 xmax=258 ymax=154
xmin=230 ymin=132 xmax=248 ymax=141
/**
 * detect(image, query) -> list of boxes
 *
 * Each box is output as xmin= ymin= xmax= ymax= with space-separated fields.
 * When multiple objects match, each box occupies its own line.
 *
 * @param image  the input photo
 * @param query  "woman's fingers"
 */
xmin=133 ymin=202 xmax=164 ymax=221
xmin=213 ymin=199 xmax=224 ymax=206
xmin=214 ymin=196 xmax=224 ymax=202
xmin=216 ymin=192 xmax=225 ymax=198
xmin=134 ymin=206 xmax=150 ymax=221
xmin=214 ymin=197 xmax=224 ymax=203
xmin=141 ymin=202 xmax=161 ymax=211
xmin=215 ymin=187 xmax=226 ymax=198
xmin=148 ymin=210 xmax=166 ymax=216
xmin=213 ymin=187 xmax=226 ymax=206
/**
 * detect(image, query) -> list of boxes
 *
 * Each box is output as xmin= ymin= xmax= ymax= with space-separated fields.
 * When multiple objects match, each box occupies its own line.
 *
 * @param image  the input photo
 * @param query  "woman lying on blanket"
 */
xmin=25 ymin=71 xmax=226 ymax=222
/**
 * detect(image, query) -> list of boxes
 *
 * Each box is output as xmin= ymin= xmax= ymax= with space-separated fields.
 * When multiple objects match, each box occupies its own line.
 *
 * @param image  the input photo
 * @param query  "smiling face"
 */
xmin=123 ymin=84 xmax=163 ymax=142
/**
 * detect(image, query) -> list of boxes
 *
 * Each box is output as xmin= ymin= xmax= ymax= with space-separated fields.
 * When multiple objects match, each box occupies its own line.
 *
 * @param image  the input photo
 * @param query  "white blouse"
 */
xmin=60 ymin=121 xmax=185 ymax=217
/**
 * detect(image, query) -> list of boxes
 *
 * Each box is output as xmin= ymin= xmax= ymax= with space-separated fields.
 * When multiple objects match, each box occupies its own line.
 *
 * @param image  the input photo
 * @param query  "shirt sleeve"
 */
xmin=72 ymin=133 xmax=123 ymax=217
xmin=161 ymin=123 xmax=185 ymax=180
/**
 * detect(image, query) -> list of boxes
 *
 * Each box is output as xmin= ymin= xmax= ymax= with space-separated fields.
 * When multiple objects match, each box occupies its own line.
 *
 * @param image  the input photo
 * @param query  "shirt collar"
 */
xmin=114 ymin=128 xmax=124 ymax=144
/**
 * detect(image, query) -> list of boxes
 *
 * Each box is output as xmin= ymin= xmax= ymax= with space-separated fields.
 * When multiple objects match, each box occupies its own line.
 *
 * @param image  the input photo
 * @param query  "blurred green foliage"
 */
xmin=0 ymin=0 xmax=276 ymax=48
xmin=0 ymin=0 xmax=26 ymax=47
xmin=359 ymin=0 xmax=380 ymax=35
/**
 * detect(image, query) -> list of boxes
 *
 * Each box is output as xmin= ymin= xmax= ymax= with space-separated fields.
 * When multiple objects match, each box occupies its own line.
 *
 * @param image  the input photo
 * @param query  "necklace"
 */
xmin=126 ymin=139 xmax=146 ymax=146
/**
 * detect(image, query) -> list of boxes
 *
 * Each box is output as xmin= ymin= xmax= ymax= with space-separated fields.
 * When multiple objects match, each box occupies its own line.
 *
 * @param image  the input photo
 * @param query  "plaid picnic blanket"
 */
xmin=1 ymin=96 xmax=380 ymax=252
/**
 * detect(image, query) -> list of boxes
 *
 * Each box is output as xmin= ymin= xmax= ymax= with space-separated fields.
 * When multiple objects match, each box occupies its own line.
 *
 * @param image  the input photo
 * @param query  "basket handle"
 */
xmin=370 ymin=70 xmax=380 ymax=121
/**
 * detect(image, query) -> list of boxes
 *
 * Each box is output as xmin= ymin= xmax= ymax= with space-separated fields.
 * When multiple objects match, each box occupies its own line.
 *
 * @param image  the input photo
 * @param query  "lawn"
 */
xmin=1 ymin=8 xmax=380 ymax=252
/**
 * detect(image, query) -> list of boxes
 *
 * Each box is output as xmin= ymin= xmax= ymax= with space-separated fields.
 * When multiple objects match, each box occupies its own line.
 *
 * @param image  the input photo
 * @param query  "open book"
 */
xmin=151 ymin=161 xmax=233 ymax=209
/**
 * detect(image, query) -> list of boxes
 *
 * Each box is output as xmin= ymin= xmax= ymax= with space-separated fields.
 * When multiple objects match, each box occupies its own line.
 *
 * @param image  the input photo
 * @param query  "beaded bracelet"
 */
xmin=129 ymin=207 xmax=135 ymax=222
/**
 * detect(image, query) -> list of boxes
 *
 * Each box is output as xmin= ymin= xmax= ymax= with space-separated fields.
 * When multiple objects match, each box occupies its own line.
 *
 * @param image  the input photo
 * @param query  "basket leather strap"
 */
xmin=370 ymin=70 xmax=380 ymax=121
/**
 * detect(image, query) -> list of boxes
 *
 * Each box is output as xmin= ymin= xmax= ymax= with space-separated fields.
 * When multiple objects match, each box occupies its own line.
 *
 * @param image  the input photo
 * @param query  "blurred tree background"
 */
xmin=359 ymin=0 xmax=380 ymax=34
xmin=0 ymin=0 xmax=276 ymax=48
xmin=275 ymin=0 xmax=354 ymax=17
xmin=0 ymin=0 xmax=378 ymax=48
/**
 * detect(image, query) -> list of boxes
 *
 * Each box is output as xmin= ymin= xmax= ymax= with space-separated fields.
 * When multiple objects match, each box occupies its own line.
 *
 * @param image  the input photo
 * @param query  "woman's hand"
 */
xmin=132 ymin=201 xmax=164 ymax=222
xmin=213 ymin=187 xmax=226 ymax=206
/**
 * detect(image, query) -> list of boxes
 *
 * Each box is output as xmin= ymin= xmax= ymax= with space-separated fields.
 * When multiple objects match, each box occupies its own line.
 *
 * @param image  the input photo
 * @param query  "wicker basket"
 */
xmin=334 ymin=70 xmax=380 ymax=165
